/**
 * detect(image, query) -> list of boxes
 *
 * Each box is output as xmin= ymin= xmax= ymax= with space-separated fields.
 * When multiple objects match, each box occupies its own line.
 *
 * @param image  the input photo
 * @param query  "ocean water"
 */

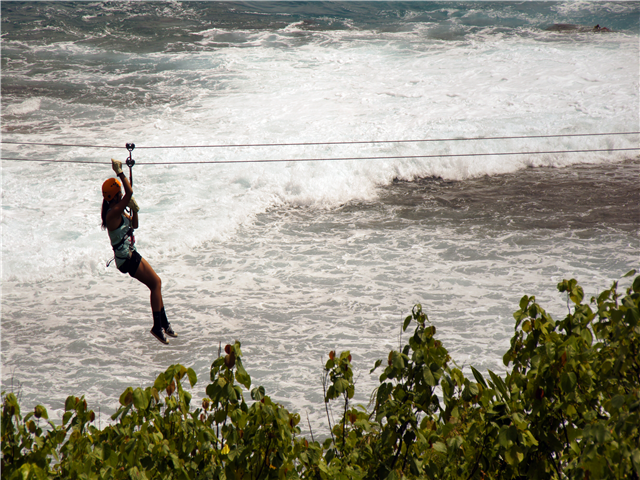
xmin=1 ymin=2 xmax=639 ymax=433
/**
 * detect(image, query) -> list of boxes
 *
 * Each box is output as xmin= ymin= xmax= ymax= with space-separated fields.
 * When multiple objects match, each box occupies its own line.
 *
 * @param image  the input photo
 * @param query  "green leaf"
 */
xmin=385 ymin=470 xmax=399 ymax=480
xmin=468 ymin=382 xmax=479 ymax=396
xmin=580 ymin=328 xmax=593 ymax=346
xmin=176 ymin=365 xmax=188 ymax=382
xmin=523 ymin=430 xmax=538 ymax=447
xmin=233 ymin=385 xmax=243 ymax=402
xmin=251 ymin=386 xmax=265 ymax=401
xmin=571 ymin=285 xmax=584 ymax=305
xmin=205 ymin=384 xmax=217 ymax=399
xmin=409 ymin=456 xmax=423 ymax=476
xmin=446 ymin=435 xmax=463 ymax=450
xmin=63 ymin=411 xmax=73 ymax=425
xmin=65 ymin=396 xmax=77 ymax=411
xmin=235 ymin=361 xmax=251 ymax=390
xmin=214 ymin=409 xmax=227 ymax=423
xmin=503 ymin=350 xmax=513 ymax=367
xmin=498 ymin=427 xmax=511 ymax=448
xmin=626 ymin=306 xmax=640 ymax=327
xmin=470 ymin=366 xmax=488 ymax=388
xmin=392 ymin=352 xmax=405 ymax=370
xmin=623 ymin=269 xmax=636 ymax=277
xmin=505 ymin=446 xmax=524 ymax=466
xmin=631 ymin=449 xmax=640 ymax=472
xmin=488 ymin=370 xmax=508 ymax=399
xmin=186 ymin=368 xmax=197 ymax=387
xmin=511 ymin=412 xmax=527 ymax=430
xmin=119 ymin=388 xmax=133 ymax=407
xmin=154 ymin=373 xmax=168 ymax=391
xmin=225 ymin=382 xmax=237 ymax=402
xmin=133 ymin=388 xmax=148 ymax=411
xmin=334 ymin=378 xmax=350 ymax=394
xmin=609 ymin=395 xmax=625 ymax=412
xmin=326 ymin=385 xmax=336 ymax=401
xmin=318 ymin=461 xmax=331 ymax=474
xmin=34 ymin=405 xmax=48 ymax=420
xmin=592 ymin=423 xmax=606 ymax=443
xmin=325 ymin=447 xmax=336 ymax=463
xmin=370 ymin=359 xmax=382 ymax=374
xmin=423 ymin=367 xmax=436 ymax=387
xmin=15 ymin=464 xmax=47 ymax=480
xmin=403 ymin=314 xmax=412 ymax=332
xmin=128 ymin=466 xmax=146 ymax=480
xmin=432 ymin=441 xmax=447 ymax=454
xmin=560 ymin=372 xmax=577 ymax=393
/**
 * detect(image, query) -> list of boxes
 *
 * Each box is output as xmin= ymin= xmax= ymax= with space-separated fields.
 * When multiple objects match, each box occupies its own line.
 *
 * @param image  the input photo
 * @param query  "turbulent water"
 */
xmin=1 ymin=1 xmax=639 ymax=433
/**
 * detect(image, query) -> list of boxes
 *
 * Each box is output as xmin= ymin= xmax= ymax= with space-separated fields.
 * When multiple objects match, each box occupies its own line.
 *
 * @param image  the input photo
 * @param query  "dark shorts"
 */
xmin=117 ymin=250 xmax=142 ymax=278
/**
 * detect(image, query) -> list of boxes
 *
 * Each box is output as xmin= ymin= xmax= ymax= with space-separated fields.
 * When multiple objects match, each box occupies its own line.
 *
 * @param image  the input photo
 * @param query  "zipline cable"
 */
xmin=2 ymin=147 xmax=639 ymax=165
xmin=0 ymin=131 xmax=638 ymax=150
xmin=133 ymin=131 xmax=640 ymax=150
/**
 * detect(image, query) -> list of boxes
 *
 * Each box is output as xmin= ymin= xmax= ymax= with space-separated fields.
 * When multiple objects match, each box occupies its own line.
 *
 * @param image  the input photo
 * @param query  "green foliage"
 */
xmin=1 ymin=342 xmax=315 ymax=479
xmin=2 ymin=276 xmax=639 ymax=479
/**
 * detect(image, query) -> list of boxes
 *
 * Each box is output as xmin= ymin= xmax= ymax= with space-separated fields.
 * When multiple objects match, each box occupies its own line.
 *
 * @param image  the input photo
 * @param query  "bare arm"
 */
xmin=105 ymin=170 xmax=134 ymax=231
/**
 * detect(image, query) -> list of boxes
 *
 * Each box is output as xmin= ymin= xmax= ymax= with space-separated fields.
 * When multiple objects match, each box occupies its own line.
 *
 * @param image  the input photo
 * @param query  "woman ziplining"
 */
xmin=101 ymin=158 xmax=177 ymax=345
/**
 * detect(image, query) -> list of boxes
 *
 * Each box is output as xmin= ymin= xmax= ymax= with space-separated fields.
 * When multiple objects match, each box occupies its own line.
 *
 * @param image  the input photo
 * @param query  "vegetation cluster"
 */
xmin=2 ymin=275 xmax=639 ymax=479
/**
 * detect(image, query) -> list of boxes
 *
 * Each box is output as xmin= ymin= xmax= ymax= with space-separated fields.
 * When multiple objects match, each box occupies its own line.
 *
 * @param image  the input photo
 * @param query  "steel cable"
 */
xmin=2 ymin=147 xmax=639 ymax=166
xmin=1 ymin=131 xmax=638 ymax=151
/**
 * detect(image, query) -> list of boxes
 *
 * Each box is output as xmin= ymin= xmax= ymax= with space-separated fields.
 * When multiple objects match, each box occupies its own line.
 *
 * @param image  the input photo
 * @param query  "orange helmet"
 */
xmin=102 ymin=178 xmax=122 ymax=201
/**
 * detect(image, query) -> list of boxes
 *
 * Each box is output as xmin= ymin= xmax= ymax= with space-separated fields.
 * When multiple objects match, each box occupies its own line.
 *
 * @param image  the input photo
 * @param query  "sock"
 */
xmin=160 ymin=307 xmax=169 ymax=328
xmin=152 ymin=310 xmax=163 ymax=330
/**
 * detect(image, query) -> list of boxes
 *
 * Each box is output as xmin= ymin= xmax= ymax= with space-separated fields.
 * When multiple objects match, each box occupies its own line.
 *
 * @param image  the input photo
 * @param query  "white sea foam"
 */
xmin=3 ymin=98 xmax=42 ymax=116
xmin=554 ymin=1 xmax=638 ymax=17
xmin=2 ymin=30 xmax=637 ymax=282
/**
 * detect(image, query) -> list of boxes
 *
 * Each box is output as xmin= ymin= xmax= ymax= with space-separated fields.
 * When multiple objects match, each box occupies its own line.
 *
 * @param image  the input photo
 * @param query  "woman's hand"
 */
xmin=111 ymin=158 xmax=123 ymax=175
xmin=128 ymin=197 xmax=140 ymax=213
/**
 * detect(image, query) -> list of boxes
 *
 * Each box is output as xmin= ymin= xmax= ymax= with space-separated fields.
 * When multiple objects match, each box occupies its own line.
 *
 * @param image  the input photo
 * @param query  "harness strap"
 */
xmin=106 ymin=223 xmax=136 ymax=268
xmin=111 ymin=227 xmax=134 ymax=252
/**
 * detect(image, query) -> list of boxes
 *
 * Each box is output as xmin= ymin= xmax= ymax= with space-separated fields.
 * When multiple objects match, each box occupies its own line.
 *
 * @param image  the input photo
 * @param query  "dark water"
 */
xmin=380 ymin=158 xmax=640 ymax=233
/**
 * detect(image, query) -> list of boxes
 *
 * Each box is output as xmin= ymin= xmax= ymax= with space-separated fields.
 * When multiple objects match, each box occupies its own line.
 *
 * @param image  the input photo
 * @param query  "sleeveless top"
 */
xmin=108 ymin=214 xmax=136 ymax=267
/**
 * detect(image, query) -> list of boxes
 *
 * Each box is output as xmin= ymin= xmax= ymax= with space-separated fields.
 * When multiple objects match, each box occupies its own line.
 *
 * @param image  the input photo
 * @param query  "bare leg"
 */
xmin=133 ymin=257 xmax=163 ymax=313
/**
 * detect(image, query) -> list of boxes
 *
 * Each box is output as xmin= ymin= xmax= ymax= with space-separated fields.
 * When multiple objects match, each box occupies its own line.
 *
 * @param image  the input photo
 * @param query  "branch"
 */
xmin=390 ymin=422 xmax=409 ymax=469
xmin=466 ymin=431 xmax=489 ymax=480
xmin=560 ymin=412 xmax=571 ymax=454
xmin=321 ymin=368 xmax=335 ymax=445
xmin=306 ymin=412 xmax=315 ymax=444
xmin=255 ymin=437 xmax=272 ymax=480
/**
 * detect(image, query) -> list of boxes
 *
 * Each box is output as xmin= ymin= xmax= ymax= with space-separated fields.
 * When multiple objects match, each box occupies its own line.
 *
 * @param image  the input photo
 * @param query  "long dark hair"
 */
xmin=101 ymin=199 xmax=110 ymax=230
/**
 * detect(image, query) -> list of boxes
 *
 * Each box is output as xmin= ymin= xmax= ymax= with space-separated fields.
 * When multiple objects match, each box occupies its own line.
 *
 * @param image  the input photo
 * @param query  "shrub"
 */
xmin=2 ymin=275 xmax=639 ymax=479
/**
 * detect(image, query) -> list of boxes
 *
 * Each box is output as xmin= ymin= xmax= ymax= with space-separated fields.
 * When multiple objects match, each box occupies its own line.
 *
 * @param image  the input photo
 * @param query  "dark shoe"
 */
xmin=152 ymin=310 xmax=169 ymax=344
xmin=150 ymin=326 xmax=169 ymax=345
xmin=164 ymin=323 xmax=177 ymax=338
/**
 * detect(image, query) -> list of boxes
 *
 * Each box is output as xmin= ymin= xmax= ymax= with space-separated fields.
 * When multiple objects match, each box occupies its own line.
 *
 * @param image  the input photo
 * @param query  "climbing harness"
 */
xmin=106 ymin=217 xmax=135 ymax=268
xmin=106 ymin=143 xmax=137 ymax=268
